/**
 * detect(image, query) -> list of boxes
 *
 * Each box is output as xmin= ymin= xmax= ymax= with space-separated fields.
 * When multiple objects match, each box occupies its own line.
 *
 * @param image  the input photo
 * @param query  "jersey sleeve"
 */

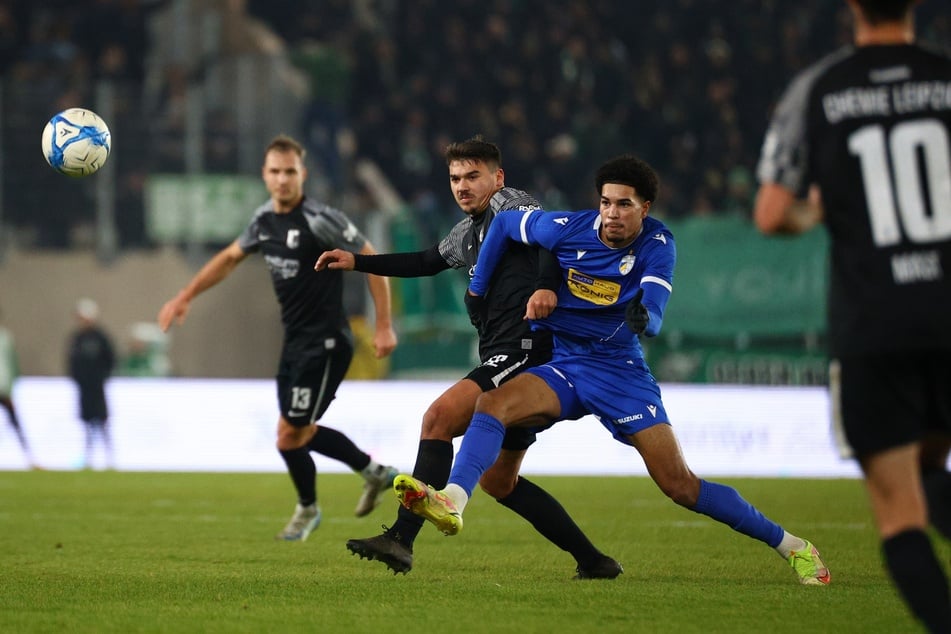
xmin=437 ymin=218 xmax=471 ymax=269
xmin=488 ymin=187 xmax=543 ymax=213
xmin=306 ymin=205 xmax=367 ymax=252
xmin=637 ymin=232 xmax=676 ymax=337
xmin=236 ymin=206 xmax=267 ymax=253
xmin=756 ymin=64 xmax=824 ymax=195
xmin=353 ymin=244 xmax=449 ymax=277
xmin=490 ymin=187 xmax=560 ymax=291
xmin=468 ymin=209 xmax=544 ymax=295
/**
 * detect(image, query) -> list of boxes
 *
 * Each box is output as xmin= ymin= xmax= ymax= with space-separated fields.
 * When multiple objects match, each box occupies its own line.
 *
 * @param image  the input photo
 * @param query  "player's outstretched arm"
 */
xmin=315 ymin=249 xmax=355 ymax=271
xmin=157 ymin=240 xmax=247 ymax=332
xmin=359 ymin=242 xmax=398 ymax=358
xmin=319 ymin=244 xmax=449 ymax=278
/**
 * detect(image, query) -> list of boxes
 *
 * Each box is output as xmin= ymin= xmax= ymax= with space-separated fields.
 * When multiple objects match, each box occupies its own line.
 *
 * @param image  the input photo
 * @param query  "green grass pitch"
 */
xmin=0 ymin=471 xmax=938 ymax=633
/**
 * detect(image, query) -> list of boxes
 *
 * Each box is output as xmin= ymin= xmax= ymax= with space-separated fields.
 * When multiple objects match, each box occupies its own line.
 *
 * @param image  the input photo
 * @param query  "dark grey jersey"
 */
xmin=437 ymin=187 xmax=552 ymax=357
xmin=238 ymin=197 xmax=367 ymax=354
xmin=757 ymin=44 xmax=951 ymax=357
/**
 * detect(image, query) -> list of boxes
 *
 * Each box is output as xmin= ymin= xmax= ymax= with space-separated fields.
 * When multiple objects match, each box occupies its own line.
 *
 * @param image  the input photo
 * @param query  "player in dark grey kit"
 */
xmin=158 ymin=135 xmax=399 ymax=541
xmin=754 ymin=1 xmax=951 ymax=630
xmin=317 ymin=136 xmax=620 ymax=578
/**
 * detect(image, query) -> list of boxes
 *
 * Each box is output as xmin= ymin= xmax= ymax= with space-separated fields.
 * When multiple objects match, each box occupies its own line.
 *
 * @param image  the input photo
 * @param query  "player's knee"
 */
xmin=276 ymin=423 xmax=311 ymax=451
xmin=474 ymin=389 xmax=508 ymax=419
xmin=479 ymin=471 xmax=516 ymax=499
xmin=420 ymin=400 xmax=468 ymax=441
xmin=657 ymin=473 xmax=700 ymax=508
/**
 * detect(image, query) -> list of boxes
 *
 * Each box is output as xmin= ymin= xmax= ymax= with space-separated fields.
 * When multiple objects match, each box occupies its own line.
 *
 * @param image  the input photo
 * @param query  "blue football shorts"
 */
xmin=525 ymin=345 xmax=670 ymax=445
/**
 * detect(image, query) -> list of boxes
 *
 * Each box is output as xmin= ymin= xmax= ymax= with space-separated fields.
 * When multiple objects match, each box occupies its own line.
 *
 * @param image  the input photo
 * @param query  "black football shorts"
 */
xmin=831 ymin=349 xmax=951 ymax=459
xmin=465 ymin=346 xmax=555 ymax=451
xmin=277 ymin=336 xmax=354 ymax=427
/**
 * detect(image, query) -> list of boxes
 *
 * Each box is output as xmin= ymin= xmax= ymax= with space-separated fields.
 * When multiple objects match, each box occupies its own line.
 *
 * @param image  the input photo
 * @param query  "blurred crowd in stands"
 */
xmin=0 ymin=0 xmax=157 ymax=248
xmin=253 ymin=0 xmax=948 ymax=230
xmin=0 ymin=0 xmax=948 ymax=249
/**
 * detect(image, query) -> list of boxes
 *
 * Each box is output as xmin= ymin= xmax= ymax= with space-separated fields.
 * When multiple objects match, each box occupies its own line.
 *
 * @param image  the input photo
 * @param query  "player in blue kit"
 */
xmin=395 ymin=154 xmax=831 ymax=585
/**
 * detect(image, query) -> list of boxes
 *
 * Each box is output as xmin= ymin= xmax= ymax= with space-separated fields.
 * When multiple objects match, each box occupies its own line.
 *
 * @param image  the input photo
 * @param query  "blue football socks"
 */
xmin=692 ymin=479 xmax=785 ymax=547
xmin=448 ymin=412 xmax=506 ymax=496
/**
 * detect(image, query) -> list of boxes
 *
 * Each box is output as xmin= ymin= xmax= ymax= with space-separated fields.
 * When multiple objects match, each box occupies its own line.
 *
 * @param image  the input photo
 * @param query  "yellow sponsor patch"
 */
xmin=566 ymin=268 xmax=621 ymax=305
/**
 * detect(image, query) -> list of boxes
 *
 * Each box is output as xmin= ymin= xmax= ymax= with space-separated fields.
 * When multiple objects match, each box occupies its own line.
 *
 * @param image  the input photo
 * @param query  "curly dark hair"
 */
xmin=595 ymin=154 xmax=660 ymax=203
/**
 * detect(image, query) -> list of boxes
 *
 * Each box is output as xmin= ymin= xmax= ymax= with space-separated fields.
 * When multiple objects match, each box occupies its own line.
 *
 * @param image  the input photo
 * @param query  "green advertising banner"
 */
xmin=661 ymin=215 xmax=828 ymax=338
xmin=644 ymin=336 xmax=828 ymax=385
xmin=144 ymin=175 xmax=264 ymax=244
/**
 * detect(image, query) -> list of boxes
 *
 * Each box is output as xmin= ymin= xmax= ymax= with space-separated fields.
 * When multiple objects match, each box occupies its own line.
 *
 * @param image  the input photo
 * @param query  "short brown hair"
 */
xmin=445 ymin=135 xmax=502 ymax=168
xmin=264 ymin=134 xmax=306 ymax=162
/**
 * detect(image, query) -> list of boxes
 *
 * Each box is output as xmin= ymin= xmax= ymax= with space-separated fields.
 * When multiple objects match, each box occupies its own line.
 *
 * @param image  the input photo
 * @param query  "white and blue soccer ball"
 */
xmin=41 ymin=107 xmax=112 ymax=177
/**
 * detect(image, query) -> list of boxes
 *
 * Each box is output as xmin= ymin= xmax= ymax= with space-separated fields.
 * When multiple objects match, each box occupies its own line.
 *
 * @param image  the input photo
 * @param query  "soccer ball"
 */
xmin=41 ymin=108 xmax=112 ymax=177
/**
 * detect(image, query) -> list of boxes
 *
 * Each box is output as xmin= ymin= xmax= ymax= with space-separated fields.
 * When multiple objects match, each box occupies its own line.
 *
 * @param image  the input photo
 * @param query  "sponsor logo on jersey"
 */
xmin=619 ymin=254 xmax=635 ymax=275
xmin=652 ymin=233 xmax=667 ymax=244
xmin=553 ymin=217 xmax=569 ymax=226
xmin=288 ymin=410 xmax=310 ymax=418
xmin=257 ymin=232 xmax=271 ymax=241
xmin=264 ymin=255 xmax=300 ymax=279
xmin=576 ymin=250 xmax=587 ymax=260
xmin=647 ymin=404 xmax=657 ymax=417
xmin=566 ymin=268 xmax=621 ymax=305
xmin=286 ymin=229 xmax=300 ymax=249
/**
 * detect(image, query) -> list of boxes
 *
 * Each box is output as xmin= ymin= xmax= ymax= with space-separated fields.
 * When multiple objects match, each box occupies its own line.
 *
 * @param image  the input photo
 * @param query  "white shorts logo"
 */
xmin=483 ymin=354 xmax=509 ymax=368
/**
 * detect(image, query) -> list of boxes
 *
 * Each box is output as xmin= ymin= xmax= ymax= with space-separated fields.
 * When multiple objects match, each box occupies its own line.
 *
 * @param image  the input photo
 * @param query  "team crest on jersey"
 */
xmin=286 ymin=229 xmax=300 ymax=249
xmin=619 ymin=254 xmax=636 ymax=275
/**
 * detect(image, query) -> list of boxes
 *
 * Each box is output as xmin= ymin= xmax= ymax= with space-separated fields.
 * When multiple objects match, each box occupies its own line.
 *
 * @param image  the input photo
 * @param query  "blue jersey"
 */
xmin=470 ymin=209 xmax=675 ymax=359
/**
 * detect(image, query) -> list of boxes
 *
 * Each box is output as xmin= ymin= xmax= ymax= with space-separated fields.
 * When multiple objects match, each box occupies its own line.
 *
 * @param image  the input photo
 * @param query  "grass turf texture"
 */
xmin=0 ymin=471 xmax=938 ymax=633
